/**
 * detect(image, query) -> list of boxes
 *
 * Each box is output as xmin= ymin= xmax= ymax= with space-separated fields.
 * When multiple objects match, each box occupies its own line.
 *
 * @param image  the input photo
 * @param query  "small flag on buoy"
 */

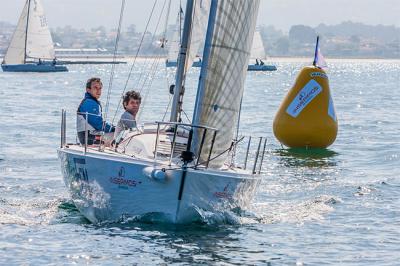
xmin=313 ymin=36 xmax=327 ymax=69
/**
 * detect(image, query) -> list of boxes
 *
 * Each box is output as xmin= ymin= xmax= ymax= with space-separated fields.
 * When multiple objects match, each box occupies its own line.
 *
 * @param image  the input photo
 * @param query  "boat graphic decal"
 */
xmin=109 ymin=166 xmax=142 ymax=189
xmin=73 ymin=158 xmax=88 ymax=182
xmin=214 ymin=183 xmax=233 ymax=199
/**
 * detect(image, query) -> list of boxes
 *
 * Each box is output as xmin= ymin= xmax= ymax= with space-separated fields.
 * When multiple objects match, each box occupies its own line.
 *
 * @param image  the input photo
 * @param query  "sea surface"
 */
xmin=0 ymin=58 xmax=399 ymax=265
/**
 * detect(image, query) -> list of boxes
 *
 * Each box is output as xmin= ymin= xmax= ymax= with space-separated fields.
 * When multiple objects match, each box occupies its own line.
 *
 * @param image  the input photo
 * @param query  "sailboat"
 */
xmin=1 ymin=0 xmax=68 ymax=72
xmin=58 ymin=0 xmax=263 ymax=224
xmin=247 ymin=30 xmax=276 ymax=71
xmin=165 ymin=6 xmax=202 ymax=68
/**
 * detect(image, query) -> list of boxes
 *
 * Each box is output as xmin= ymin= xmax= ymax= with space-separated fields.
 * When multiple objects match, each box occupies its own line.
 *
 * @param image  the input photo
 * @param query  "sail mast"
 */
xmin=192 ymin=0 xmax=217 ymax=127
xmin=169 ymin=0 xmax=195 ymax=122
xmin=179 ymin=2 xmax=183 ymax=44
xmin=313 ymin=35 xmax=320 ymax=66
xmin=24 ymin=0 xmax=32 ymax=63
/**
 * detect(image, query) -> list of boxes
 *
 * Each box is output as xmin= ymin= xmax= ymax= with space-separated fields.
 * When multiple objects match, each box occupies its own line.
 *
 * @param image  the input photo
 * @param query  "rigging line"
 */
xmin=103 ymin=0 xmax=126 ymax=130
xmin=137 ymin=69 xmax=166 ymax=122
xmin=135 ymin=58 xmax=151 ymax=88
xmin=157 ymin=137 xmax=247 ymax=172
xmin=231 ymin=97 xmax=243 ymax=162
xmin=139 ymin=56 xmax=161 ymax=94
xmin=181 ymin=109 xmax=191 ymax=124
xmin=135 ymin=1 xmax=169 ymax=119
xmin=111 ymin=0 xmax=159 ymax=125
xmin=135 ymin=51 xmax=159 ymax=88
xmin=129 ymin=0 xmax=168 ymax=90
xmin=136 ymin=0 xmax=167 ymax=90
xmin=137 ymin=58 xmax=159 ymax=109
xmin=137 ymin=57 xmax=163 ymax=120
xmin=138 ymin=52 xmax=163 ymax=94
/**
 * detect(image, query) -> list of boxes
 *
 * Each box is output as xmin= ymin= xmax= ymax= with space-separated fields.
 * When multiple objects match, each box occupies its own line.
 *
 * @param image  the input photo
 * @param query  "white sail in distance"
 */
xmin=185 ymin=0 xmax=211 ymax=71
xmin=250 ymin=30 xmax=265 ymax=59
xmin=25 ymin=0 xmax=55 ymax=60
xmin=167 ymin=9 xmax=183 ymax=62
xmin=192 ymin=0 xmax=260 ymax=168
xmin=3 ymin=1 xmax=29 ymax=64
xmin=3 ymin=0 xmax=55 ymax=64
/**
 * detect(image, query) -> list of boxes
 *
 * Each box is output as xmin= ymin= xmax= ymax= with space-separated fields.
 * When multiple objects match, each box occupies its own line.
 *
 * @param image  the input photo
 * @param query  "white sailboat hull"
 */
xmin=58 ymin=146 xmax=260 ymax=224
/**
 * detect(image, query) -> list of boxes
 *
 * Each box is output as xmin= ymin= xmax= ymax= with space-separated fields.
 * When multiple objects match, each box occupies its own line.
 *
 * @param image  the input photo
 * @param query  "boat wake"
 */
xmin=0 ymin=196 xmax=68 ymax=226
xmin=66 ymin=195 xmax=339 ymax=227
xmin=67 ymin=204 xmax=259 ymax=227
xmin=253 ymin=194 xmax=341 ymax=224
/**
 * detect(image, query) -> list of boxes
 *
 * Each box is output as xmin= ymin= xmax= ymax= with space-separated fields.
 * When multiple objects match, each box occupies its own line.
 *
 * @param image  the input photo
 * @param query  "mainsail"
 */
xmin=3 ymin=1 xmax=29 ymax=64
xmin=3 ymin=0 xmax=55 ymax=65
xmin=192 ymin=0 xmax=260 ymax=168
xmin=250 ymin=30 xmax=265 ymax=59
xmin=25 ymin=0 xmax=55 ymax=60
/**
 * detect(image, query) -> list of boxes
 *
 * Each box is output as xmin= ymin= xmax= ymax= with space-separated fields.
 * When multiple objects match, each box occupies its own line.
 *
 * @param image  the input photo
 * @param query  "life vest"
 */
xmin=76 ymin=97 xmax=99 ymax=133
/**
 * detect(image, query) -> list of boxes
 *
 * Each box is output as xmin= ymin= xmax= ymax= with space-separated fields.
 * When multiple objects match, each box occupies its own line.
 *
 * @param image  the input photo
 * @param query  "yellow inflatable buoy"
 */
xmin=273 ymin=66 xmax=338 ymax=148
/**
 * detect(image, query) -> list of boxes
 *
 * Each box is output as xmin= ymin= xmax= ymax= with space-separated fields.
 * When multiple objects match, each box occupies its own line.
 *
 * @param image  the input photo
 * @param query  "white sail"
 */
xmin=3 ymin=1 xmax=29 ymax=64
xmin=192 ymin=0 xmax=260 ymax=168
xmin=250 ymin=30 xmax=265 ymax=59
xmin=166 ymin=1 xmax=209 ymax=67
xmin=3 ymin=0 xmax=55 ymax=64
xmin=167 ymin=9 xmax=183 ymax=62
xmin=25 ymin=0 xmax=55 ymax=60
xmin=169 ymin=0 xmax=211 ymax=121
xmin=185 ymin=0 xmax=211 ymax=70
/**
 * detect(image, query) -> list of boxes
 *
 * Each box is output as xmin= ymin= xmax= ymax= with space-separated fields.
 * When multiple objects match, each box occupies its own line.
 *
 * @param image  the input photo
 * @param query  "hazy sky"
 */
xmin=1 ymin=0 xmax=399 ymax=32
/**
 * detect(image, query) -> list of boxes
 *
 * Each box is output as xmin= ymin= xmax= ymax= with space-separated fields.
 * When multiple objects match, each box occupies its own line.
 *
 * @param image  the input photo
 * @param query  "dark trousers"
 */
xmin=77 ymin=131 xmax=97 ymax=145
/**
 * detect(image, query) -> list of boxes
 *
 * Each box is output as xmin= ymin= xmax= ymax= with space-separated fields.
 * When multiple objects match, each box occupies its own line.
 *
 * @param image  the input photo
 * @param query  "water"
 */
xmin=1 ymin=58 xmax=399 ymax=265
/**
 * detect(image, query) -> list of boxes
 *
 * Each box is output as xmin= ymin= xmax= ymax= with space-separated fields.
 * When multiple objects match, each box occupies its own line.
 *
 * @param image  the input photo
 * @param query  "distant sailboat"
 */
xmin=165 ymin=5 xmax=203 ymax=68
xmin=1 ymin=0 xmax=68 ymax=72
xmin=247 ymin=30 xmax=276 ymax=71
xmin=166 ymin=7 xmax=184 ymax=67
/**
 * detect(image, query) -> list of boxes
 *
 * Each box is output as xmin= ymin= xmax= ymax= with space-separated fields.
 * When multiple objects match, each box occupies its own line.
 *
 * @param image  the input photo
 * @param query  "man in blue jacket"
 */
xmin=77 ymin=77 xmax=114 ymax=145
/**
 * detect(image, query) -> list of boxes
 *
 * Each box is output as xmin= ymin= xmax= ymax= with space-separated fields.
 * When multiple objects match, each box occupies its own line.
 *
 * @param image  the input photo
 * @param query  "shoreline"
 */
xmin=60 ymin=56 xmax=400 ymax=62
xmin=1 ymin=55 xmax=399 ymax=63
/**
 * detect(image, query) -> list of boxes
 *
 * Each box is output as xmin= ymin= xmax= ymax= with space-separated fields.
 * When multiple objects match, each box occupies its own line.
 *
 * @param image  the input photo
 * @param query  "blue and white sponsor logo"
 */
xmin=286 ymin=79 xmax=322 ymax=118
xmin=328 ymin=95 xmax=337 ymax=121
xmin=310 ymin=72 xmax=328 ymax=79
